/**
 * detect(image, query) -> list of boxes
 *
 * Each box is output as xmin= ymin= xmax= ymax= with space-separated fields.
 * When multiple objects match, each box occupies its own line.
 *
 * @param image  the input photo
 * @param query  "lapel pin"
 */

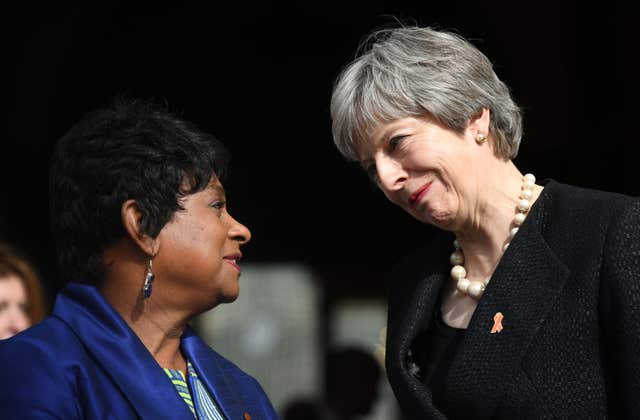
xmin=491 ymin=312 xmax=504 ymax=334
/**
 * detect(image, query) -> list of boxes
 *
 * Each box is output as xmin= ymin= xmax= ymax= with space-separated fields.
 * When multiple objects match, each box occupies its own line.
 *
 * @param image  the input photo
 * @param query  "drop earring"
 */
xmin=143 ymin=259 xmax=155 ymax=299
xmin=475 ymin=133 xmax=487 ymax=144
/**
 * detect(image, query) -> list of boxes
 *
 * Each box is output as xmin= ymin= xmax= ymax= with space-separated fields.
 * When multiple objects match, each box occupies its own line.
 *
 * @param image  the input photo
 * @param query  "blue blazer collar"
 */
xmin=181 ymin=327 xmax=245 ymax=419
xmin=53 ymin=283 xmax=239 ymax=419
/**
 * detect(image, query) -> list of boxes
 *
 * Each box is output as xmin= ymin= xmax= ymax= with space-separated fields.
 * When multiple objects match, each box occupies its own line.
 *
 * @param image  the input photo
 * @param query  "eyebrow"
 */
xmin=208 ymin=184 xmax=226 ymax=197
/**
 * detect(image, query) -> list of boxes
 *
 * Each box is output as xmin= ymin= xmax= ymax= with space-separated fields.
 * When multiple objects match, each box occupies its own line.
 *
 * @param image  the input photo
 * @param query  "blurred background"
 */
xmin=6 ymin=1 xmax=637 ymax=418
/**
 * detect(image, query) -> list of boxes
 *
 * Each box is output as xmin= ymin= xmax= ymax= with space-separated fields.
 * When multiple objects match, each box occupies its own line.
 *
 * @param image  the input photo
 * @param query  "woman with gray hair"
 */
xmin=330 ymin=26 xmax=639 ymax=419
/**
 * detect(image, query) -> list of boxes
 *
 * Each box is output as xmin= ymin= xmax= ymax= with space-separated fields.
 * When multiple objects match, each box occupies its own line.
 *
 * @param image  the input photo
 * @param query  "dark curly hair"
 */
xmin=49 ymin=97 xmax=229 ymax=284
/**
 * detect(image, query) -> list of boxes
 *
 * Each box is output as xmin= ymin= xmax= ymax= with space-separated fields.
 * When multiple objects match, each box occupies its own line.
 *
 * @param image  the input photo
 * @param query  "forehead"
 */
xmin=0 ymin=275 xmax=27 ymax=298
xmin=356 ymin=117 xmax=426 ymax=161
xmin=206 ymin=178 xmax=225 ymax=195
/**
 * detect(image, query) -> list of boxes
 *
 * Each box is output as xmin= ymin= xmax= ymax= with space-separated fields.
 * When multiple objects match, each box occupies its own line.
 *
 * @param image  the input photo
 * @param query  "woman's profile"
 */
xmin=0 ymin=98 xmax=277 ymax=419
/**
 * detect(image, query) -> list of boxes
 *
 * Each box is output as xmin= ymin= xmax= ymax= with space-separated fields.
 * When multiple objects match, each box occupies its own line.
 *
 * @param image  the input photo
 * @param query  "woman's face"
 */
xmin=0 ymin=275 xmax=30 ymax=339
xmin=359 ymin=115 xmax=484 ymax=231
xmin=153 ymin=177 xmax=252 ymax=311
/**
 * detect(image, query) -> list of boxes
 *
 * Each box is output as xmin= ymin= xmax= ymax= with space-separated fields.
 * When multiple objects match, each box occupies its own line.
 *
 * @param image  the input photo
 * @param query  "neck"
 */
xmin=454 ymin=161 xmax=541 ymax=280
xmin=99 ymin=251 xmax=189 ymax=372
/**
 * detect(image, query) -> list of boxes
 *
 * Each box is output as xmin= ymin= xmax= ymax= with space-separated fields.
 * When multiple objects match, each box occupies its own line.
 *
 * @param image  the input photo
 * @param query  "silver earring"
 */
xmin=143 ymin=259 xmax=155 ymax=299
xmin=476 ymin=133 xmax=487 ymax=144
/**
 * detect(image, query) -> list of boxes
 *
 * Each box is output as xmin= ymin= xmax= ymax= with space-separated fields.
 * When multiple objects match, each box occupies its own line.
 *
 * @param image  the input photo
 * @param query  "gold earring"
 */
xmin=475 ymin=133 xmax=487 ymax=144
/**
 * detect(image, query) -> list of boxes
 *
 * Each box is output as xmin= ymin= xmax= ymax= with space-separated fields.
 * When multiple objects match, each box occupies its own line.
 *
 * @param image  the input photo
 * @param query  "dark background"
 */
xmin=6 ymin=0 xmax=638 ymax=305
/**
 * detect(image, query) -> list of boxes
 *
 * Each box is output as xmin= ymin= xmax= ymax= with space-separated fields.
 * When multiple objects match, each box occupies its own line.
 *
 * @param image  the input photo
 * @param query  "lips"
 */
xmin=408 ymin=181 xmax=433 ymax=206
xmin=223 ymin=253 xmax=242 ymax=272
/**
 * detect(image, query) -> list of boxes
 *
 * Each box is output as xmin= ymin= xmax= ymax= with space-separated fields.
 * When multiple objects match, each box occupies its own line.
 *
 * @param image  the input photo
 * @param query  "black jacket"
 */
xmin=385 ymin=180 xmax=640 ymax=419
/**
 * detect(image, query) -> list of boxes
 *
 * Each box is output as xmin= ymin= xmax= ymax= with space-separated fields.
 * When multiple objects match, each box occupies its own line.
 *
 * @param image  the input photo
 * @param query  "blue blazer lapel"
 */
xmin=444 ymin=213 xmax=570 ymax=419
xmin=53 ymin=284 xmax=195 ymax=419
xmin=181 ymin=327 xmax=243 ymax=419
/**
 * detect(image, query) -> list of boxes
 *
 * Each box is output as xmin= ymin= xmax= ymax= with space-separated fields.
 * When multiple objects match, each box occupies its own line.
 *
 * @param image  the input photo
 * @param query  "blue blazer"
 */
xmin=0 ymin=283 xmax=278 ymax=419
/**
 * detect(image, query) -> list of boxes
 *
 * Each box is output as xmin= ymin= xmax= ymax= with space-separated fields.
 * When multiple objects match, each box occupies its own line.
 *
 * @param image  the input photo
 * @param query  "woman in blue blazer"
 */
xmin=0 ymin=98 xmax=278 ymax=419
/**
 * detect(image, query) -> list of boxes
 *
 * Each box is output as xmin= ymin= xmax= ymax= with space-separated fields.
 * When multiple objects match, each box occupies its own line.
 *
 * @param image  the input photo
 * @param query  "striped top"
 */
xmin=163 ymin=361 xmax=226 ymax=420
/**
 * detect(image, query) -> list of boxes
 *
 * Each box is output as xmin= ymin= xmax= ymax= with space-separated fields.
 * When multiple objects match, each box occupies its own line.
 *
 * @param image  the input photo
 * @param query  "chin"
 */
xmin=219 ymin=293 xmax=239 ymax=304
xmin=196 ymin=287 xmax=238 ymax=312
xmin=412 ymin=206 xmax=454 ymax=230
xmin=217 ymin=284 xmax=240 ymax=304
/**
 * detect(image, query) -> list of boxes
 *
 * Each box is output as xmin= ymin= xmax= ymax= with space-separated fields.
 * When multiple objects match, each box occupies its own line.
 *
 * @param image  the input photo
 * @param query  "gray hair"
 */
xmin=330 ymin=26 xmax=523 ymax=160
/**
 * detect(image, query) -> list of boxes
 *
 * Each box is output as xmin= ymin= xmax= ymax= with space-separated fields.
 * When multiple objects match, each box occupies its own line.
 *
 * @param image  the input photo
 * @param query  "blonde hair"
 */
xmin=0 ymin=242 xmax=47 ymax=324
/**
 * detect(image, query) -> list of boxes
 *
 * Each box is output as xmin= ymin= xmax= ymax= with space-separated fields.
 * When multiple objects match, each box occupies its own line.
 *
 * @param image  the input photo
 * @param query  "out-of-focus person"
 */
xmin=283 ymin=347 xmax=382 ymax=420
xmin=0 ymin=241 xmax=46 ymax=339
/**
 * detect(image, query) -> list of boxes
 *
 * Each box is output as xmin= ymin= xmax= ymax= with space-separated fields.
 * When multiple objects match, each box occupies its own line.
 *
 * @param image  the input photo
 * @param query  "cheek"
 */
xmin=164 ymin=221 xmax=225 ymax=269
xmin=183 ymin=227 xmax=224 ymax=266
xmin=17 ymin=312 xmax=30 ymax=328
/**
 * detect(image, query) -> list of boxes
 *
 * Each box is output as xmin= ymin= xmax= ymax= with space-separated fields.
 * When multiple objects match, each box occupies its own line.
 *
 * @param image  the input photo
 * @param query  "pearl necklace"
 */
xmin=450 ymin=173 xmax=536 ymax=300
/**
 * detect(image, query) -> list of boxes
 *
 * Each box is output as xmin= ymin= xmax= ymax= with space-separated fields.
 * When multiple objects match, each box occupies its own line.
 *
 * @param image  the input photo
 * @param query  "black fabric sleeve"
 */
xmin=600 ymin=199 xmax=640 ymax=418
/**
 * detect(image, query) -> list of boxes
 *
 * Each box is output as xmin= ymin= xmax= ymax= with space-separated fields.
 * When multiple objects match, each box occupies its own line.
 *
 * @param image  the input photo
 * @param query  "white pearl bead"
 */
xmin=450 ymin=250 xmax=464 ymax=265
xmin=467 ymin=282 xmax=485 ymax=299
xmin=451 ymin=265 xmax=466 ymax=280
xmin=517 ymin=198 xmax=530 ymax=212
xmin=457 ymin=278 xmax=471 ymax=293
xmin=447 ymin=174 xmax=534 ymax=301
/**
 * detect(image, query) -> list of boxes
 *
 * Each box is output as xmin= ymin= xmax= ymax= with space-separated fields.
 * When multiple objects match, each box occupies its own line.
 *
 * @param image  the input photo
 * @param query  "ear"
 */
xmin=121 ymin=199 xmax=157 ymax=257
xmin=467 ymin=107 xmax=491 ymax=139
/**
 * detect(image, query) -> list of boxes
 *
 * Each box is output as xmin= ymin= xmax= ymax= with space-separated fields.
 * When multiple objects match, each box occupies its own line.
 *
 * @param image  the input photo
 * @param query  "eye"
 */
xmin=209 ymin=200 xmax=226 ymax=212
xmin=388 ymin=135 xmax=408 ymax=153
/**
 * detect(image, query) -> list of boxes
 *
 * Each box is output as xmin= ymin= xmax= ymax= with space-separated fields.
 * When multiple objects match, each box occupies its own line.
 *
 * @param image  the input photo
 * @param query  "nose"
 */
xmin=375 ymin=154 xmax=408 ymax=194
xmin=227 ymin=214 xmax=252 ymax=245
xmin=2 ymin=308 xmax=30 ymax=339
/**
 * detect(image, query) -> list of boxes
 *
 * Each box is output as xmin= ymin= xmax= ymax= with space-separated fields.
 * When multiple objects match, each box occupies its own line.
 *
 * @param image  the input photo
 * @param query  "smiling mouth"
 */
xmin=408 ymin=181 xmax=433 ymax=206
xmin=223 ymin=255 xmax=242 ymax=272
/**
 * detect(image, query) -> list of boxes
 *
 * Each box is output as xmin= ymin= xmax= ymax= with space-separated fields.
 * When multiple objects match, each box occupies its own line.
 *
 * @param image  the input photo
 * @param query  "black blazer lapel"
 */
xmin=386 ymin=235 xmax=451 ymax=419
xmin=443 ymin=216 xmax=569 ymax=419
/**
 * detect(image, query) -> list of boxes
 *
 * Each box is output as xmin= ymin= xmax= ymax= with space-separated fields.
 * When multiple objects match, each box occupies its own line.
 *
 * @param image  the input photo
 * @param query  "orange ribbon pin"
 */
xmin=491 ymin=312 xmax=504 ymax=334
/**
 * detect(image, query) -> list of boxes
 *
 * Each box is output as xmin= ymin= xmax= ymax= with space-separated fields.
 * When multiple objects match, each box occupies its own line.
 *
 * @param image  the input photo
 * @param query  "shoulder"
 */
xmin=0 ymin=317 xmax=83 ymax=417
xmin=0 ymin=315 xmax=81 ymax=361
xmin=601 ymin=198 xmax=640 ymax=279
xmin=543 ymin=180 xmax=635 ymax=220
xmin=537 ymin=181 xmax=637 ymax=251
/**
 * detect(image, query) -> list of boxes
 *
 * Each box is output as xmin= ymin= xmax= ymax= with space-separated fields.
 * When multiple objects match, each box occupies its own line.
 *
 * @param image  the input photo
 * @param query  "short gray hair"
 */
xmin=330 ymin=26 xmax=523 ymax=160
